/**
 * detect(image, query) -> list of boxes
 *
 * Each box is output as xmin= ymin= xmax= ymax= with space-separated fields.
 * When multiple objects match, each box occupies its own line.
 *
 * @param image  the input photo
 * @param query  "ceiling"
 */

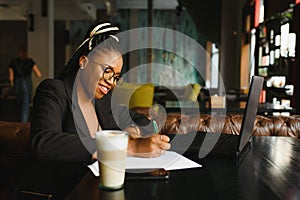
xmin=0 ymin=0 xmax=179 ymax=20
xmin=0 ymin=0 xmax=221 ymax=42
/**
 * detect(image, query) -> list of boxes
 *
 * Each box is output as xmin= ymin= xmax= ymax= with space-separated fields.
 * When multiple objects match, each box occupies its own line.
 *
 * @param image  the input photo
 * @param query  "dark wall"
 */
xmin=219 ymin=0 xmax=247 ymax=91
xmin=178 ymin=0 xmax=221 ymax=43
xmin=264 ymin=0 xmax=295 ymax=18
xmin=179 ymin=0 xmax=247 ymax=91
xmin=54 ymin=21 xmax=67 ymax=77
xmin=0 ymin=21 xmax=27 ymax=83
xmin=0 ymin=21 xmax=67 ymax=81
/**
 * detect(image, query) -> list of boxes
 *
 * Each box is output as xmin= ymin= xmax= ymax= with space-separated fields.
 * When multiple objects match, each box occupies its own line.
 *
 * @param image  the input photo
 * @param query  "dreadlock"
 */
xmin=57 ymin=22 xmax=121 ymax=79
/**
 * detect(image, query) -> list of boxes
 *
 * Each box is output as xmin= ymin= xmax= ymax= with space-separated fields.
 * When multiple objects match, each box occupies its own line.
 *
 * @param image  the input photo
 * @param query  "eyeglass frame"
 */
xmin=98 ymin=63 xmax=122 ymax=84
xmin=88 ymin=59 xmax=123 ymax=84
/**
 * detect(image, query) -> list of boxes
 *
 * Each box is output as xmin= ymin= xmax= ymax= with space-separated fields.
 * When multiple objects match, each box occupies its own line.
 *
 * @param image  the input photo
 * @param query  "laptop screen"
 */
xmin=237 ymin=76 xmax=264 ymax=153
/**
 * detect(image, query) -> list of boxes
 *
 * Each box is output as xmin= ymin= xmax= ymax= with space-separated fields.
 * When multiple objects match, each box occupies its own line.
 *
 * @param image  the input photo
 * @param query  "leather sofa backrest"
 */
xmin=156 ymin=113 xmax=300 ymax=138
xmin=0 ymin=121 xmax=31 ymax=182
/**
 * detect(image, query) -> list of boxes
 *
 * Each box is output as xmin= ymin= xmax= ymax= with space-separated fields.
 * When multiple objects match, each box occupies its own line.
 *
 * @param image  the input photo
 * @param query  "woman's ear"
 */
xmin=79 ymin=56 xmax=88 ymax=69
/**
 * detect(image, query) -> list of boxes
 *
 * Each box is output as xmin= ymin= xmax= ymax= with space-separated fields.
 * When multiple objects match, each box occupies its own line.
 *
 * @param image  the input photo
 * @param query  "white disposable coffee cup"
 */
xmin=95 ymin=130 xmax=128 ymax=190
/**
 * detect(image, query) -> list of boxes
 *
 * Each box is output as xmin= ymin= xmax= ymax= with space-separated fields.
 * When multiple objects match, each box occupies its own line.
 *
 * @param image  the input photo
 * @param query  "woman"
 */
xmin=30 ymin=22 xmax=170 ymax=163
xmin=9 ymin=45 xmax=42 ymax=122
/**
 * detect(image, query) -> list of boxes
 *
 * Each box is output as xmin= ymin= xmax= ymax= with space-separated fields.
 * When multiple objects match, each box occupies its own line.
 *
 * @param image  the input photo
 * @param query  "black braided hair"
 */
xmin=57 ymin=22 xmax=121 ymax=79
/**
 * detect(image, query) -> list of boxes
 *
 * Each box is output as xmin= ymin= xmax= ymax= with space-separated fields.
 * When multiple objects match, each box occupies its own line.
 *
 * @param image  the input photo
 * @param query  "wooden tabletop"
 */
xmin=66 ymin=136 xmax=300 ymax=200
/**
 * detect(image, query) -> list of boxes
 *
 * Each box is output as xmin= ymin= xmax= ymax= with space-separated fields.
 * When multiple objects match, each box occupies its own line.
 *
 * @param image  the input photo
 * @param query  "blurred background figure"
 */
xmin=8 ymin=45 xmax=42 ymax=122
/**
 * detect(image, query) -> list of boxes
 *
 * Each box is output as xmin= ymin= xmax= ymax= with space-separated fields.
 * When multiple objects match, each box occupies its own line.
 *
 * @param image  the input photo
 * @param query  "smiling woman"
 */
xmin=88 ymin=56 xmax=123 ymax=98
xmin=30 ymin=22 xmax=171 ymax=163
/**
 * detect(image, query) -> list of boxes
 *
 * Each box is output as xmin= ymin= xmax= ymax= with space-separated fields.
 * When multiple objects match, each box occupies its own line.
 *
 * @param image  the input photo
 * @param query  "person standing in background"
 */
xmin=8 ymin=45 xmax=42 ymax=122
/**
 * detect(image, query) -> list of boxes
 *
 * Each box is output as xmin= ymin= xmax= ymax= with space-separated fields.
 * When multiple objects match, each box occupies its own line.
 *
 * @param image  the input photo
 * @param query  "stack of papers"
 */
xmin=88 ymin=151 xmax=202 ymax=177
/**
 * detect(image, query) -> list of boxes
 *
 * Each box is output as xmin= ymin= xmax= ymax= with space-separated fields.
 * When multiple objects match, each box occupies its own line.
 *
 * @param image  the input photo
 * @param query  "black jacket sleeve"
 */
xmin=30 ymin=79 xmax=92 ymax=162
xmin=95 ymin=94 xmax=154 ymax=135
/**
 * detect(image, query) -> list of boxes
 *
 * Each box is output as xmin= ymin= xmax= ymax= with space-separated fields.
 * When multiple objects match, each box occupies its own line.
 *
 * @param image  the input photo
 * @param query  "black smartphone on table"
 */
xmin=126 ymin=168 xmax=170 ymax=181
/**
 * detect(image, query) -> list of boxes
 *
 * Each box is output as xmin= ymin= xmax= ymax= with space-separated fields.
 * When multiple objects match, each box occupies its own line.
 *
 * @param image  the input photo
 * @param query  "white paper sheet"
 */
xmin=88 ymin=151 xmax=202 ymax=177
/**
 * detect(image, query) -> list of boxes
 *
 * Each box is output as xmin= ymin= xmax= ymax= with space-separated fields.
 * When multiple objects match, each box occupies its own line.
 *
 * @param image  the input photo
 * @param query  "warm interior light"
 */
xmin=254 ymin=0 xmax=260 ymax=27
xmin=280 ymin=23 xmax=289 ymax=57
xmin=288 ymin=33 xmax=296 ymax=57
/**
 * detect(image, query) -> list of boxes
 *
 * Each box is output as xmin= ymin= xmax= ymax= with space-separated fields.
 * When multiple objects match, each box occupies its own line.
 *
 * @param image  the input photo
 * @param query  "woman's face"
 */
xmin=92 ymin=51 xmax=123 ymax=99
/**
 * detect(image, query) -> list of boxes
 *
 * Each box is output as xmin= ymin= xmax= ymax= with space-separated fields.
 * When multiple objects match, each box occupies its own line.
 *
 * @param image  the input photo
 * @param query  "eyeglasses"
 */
xmin=99 ymin=64 xmax=122 ymax=84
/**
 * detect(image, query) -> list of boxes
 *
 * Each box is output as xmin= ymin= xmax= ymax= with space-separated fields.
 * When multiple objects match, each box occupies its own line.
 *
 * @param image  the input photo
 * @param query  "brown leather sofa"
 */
xmin=159 ymin=113 xmax=300 ymax=138
xmin=132 ymin=107 xmax=300 ymax=138
xmin=0 ymin=112 xmax=300 ymax=198
xmin=1 ymin=114 xmax=300 ymax=175
xmin=0 ymin=121 xmax=31 ymax=199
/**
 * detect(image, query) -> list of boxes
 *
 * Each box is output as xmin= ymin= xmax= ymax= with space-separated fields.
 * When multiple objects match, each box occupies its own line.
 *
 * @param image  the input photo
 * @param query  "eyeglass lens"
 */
xmin=103 ymin=68 xmax=120 ymax=82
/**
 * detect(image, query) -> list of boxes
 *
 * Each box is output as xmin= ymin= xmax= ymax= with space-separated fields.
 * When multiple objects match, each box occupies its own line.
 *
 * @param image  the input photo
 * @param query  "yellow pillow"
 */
xmin=183 ymin=83 xmax=201 ymax=102
xmin=112 ymin=82 xmax=154 ymax=108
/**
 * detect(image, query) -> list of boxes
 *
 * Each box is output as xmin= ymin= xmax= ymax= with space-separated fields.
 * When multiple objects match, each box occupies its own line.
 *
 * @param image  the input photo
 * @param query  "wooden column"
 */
xmin=293 ymin=4 xmax=300 ymax=113
xmin=147 ymin=0 xmax=153 ymax=83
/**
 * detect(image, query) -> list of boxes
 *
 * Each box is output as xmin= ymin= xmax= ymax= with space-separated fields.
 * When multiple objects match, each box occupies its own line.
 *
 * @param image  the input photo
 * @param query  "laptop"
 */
xmin=167 ymin=75 xmax=264 ymax=160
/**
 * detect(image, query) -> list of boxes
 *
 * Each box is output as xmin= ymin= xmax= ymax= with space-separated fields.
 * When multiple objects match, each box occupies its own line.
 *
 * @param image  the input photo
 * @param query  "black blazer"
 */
xmin=30 ymin=76 xmax=153 ymax=163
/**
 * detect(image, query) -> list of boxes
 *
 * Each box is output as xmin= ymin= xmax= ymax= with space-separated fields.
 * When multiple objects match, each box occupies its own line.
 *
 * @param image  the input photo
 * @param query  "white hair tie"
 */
xmin=89 ymin=23 xmax=111 ymax=38
xmin=76 ymin=23 xmax=119 ymax=51
xmin=109 ymin=35 xmax=119 ymax=42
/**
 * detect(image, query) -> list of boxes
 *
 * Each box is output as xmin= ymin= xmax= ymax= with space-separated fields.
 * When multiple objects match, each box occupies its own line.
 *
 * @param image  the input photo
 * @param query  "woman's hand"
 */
xmin=127 ymin=134 xmax=171 ymax=158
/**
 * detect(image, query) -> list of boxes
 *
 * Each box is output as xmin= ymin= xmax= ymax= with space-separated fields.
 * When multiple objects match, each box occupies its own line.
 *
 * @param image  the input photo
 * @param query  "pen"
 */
xmin=153 ymin=120 xmax=159 ymax=133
